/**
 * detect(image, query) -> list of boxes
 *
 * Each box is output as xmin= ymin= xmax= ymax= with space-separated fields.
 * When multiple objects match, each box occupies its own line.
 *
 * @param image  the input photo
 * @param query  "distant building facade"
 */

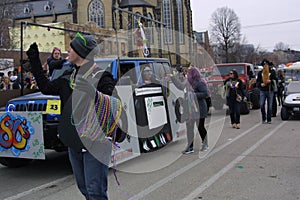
xmin=3 ymin=0 xmax=195 ymax=67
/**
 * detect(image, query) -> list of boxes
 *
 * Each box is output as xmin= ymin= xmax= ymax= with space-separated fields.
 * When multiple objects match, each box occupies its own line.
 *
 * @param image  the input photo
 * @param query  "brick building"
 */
xmin=1 ymin=0 xmax=195 ymax=68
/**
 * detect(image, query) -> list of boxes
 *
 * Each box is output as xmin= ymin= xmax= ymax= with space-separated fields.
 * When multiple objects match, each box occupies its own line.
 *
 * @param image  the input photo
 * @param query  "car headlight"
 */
xmin=7 ymin=104 xmax=16 ymax=112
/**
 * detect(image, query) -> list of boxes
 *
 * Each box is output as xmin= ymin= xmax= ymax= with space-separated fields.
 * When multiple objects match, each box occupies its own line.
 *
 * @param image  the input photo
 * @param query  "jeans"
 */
xmin=68 ymin=148 xmax=109 ymax=200
xmin=260 ymin=90 xmax=274 ymax=122
xmin=227 ymin=97 xmax=241 ymax=124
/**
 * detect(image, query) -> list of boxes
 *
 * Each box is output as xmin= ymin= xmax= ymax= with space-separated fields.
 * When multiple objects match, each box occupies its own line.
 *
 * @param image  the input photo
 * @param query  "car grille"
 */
xmin=15 ymin=103 xmax=47 ymax=112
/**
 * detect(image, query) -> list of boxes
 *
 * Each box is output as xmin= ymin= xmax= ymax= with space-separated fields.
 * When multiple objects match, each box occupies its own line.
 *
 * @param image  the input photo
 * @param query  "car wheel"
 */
xmin=250 ymin=88 xmax=260 ymax=109
xmin=280 ymin=107 xmax=289 ymax=120
xmin=0 ymin=157 xmax=33 ymax=168
xmin=174 ymin=97 xmax=187 ymax=123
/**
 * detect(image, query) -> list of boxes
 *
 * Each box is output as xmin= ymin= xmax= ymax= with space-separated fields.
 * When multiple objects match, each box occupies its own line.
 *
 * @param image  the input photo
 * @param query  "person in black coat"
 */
xmin=26 ymin=33 xmax=116 ymax=200
xmin=224 ymin=70 xmax=246 ymax=129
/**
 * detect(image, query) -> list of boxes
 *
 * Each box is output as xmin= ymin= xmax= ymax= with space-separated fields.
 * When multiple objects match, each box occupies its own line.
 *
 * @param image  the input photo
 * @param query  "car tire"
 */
xmin=174 ymin=97 xmax=188 ymax=123
xmin=250 ymin=88 xmax=260 ymax=109
xmin=280 ymin=106 xmax=289 ymax=120
xmin=0 ymin=157 xmax=33 ymax=168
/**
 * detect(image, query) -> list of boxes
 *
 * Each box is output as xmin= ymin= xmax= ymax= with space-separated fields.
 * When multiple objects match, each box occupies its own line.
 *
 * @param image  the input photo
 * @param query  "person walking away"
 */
xmin=26 ymin=33 xmax=117 ymax=200
xmin=169 ymin=66 xmax=209 ymax=153
xmin=256 ymin=59 xmax=277 ymax=124
xmin=224 ymin=70 xmax=246 ymax=129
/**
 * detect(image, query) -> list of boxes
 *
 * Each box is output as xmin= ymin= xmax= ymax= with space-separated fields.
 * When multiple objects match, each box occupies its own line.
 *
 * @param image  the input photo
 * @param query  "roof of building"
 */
xmin=14 ymin=0 xmax=73 ymax=19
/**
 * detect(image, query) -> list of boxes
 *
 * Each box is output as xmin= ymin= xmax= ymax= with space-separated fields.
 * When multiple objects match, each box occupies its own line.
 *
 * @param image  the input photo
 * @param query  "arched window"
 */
xmin=134 ymin=12 xmax=142 ymax=29
xmin=88 ymin=0 xmax=105 ymax=28
xmin=176 ymin=0 xmax=184 ymax=44
xmin=44 ymin=1 xmax=54 ymax=12
xmin=163 ymin=0 xmax=172 ymax=44
xmin=66 ymin=0 xmax=72 ymax=9
xmin=24 ymin=4 xmax=32 ymax=14
xmin=3 ymin=9 xmax=9 ymax=17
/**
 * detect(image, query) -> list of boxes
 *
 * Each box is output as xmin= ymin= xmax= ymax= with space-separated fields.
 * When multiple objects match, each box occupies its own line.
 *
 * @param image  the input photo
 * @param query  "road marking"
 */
xmin=129 ymin=121 xmax=262 ymax=200
xmin=1 ymin=115 xmax=227 ymax=200
xmin=182 ymin=121 xmax=287 ymax=200
xmin=3 ymin=175 xmax=73 ymax=200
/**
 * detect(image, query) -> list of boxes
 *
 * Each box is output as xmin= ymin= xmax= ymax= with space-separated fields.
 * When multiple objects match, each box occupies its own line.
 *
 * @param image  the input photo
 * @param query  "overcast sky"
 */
xmin=190 ymin=0 xmax=300 ymax=51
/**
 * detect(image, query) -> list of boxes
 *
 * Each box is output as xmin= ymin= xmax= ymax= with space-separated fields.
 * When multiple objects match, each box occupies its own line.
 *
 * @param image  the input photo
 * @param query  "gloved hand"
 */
xmin=75 ymin=76 xmax=96 ymax=98
xmin=26 ymin=42 xmax=39 ymax=61
xmin=243 ymin=96 xmax=247 ymax=102
xmin=26 ymin=42 xmax=42 ymax=72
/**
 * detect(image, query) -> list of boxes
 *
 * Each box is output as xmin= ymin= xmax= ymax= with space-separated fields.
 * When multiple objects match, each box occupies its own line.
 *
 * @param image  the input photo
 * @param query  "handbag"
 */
xmin=186 ymin=90 xmax=199 ymax=120
xmin=236 ymin=94 xmax=242 ymax=102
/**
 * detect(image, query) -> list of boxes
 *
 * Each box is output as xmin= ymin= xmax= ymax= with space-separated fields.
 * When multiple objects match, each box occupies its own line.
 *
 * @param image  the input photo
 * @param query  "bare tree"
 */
xmin=0 ymin=0 xmax=15 ymax=49
xmin=274 ymin=42 xmax=290 ymax=51
xmin=210 ymin=7 xmax=241 ymax=62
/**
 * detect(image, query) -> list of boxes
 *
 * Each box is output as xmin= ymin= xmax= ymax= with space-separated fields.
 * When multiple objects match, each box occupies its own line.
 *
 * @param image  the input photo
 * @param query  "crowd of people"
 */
xmin=168 ymin=58 xmax=285 ymax=155
xmin=1 ymin=30 xmax=288 ymax=199
xmin=0 ymin=45 xmax=68 ymax=92
xmin=223 ymin=58 xmax=286 ymax=128
xmin=0 ymin=70 xmax=38 ymax=91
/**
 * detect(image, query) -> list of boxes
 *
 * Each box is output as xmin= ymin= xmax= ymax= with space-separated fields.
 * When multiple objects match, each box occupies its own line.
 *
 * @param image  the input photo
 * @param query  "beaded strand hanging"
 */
xmin=70 ymin=63 xmax=123 ymax=143
xmin=78 ymin=91 xmax=122 ymax=142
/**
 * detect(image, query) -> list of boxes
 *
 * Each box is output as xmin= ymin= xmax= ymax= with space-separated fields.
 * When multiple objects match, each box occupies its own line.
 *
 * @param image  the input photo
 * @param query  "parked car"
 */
xmin=207 ymin=63 xmax=259 ymax=114
xmin=281 ymin=81 xmax=300 ymax=120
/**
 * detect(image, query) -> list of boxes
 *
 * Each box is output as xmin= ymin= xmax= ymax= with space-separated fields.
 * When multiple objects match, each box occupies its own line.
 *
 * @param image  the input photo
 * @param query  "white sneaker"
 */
xmin=160 ymin=134 xmax=166 ymax=145
xmin=150 ymin=140 xmax=157 ymax=148
xmin=143 ymin=141 xmax=150 ymax=151
xmin=200 ymin=144 xmax=209 ymax=152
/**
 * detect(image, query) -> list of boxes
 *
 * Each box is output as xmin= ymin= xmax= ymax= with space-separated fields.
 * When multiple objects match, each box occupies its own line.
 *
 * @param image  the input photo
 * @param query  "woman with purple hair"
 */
xmin=170 ymin=66 xmax=209 ymax=153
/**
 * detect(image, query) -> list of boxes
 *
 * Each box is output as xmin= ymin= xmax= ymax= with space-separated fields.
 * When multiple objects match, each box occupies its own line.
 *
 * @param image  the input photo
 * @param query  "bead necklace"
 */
xmin=70 ymin=63 xmax=122 ymax=143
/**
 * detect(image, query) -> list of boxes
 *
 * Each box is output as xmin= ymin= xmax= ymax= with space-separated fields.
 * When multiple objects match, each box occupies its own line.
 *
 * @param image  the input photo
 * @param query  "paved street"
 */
xmin=1 ymin=108 xmax=300 ymax=200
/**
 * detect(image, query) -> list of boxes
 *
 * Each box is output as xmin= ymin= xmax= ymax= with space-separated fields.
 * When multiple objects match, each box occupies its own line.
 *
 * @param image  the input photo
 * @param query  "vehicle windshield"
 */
xmin=95 ymin=61 xmax=113 ymax=71
xmin=50 ymin=61 xmax=113 ymax=81
xmin=284 ymin=70 xmax=300 ymax=81
xmin=50 ymin=62 xmax=74 ymax=81
xmin=286 ymin=81 xmax=300 ymax=93
xmin=212 ymin=65 xmax=245 ymax=76
xmin=93 ymin=61 xmax=113 ymax=77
